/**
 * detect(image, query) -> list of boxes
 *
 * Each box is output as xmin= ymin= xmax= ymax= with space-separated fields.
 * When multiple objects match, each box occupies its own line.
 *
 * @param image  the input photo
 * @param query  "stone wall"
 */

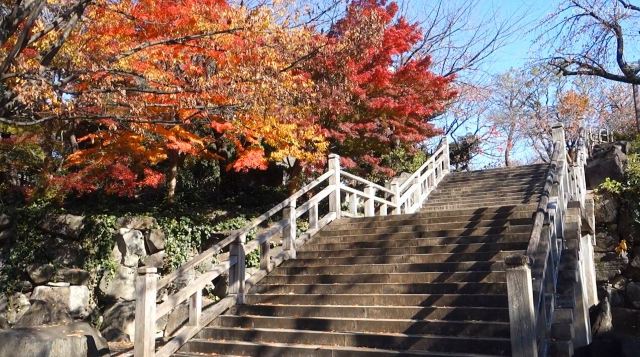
xmin=588 ymin=142 xmax=640 ymax=310
xmin=0 ymin=212 xmax=214 ymax=347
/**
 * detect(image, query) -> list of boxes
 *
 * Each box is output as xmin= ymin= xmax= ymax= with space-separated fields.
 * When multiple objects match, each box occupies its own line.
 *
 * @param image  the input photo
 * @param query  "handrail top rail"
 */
xmin=398 ymin=142 xmax=446 ymax=192
xmin=340 ymin=171 xmax=395 ymax=195
xmin=158 ymin=169 xmax=334 ymax=289
xmin=524 ymin=142 xmax=562 ymax=260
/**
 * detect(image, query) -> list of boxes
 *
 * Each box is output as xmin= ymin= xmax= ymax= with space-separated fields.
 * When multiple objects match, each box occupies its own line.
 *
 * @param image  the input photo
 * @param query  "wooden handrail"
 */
xmin=135 ymin=137 xmax=450 ymax=357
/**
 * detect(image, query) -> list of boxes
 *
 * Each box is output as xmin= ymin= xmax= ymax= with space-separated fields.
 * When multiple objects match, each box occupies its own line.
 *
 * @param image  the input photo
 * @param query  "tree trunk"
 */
xmin=633 ymin=84 xmax=640 ymax=133
xmin=504 ymin=129 xmax=514 ymax=167
xmin=166 ymin=150 xmax=180 ymax=204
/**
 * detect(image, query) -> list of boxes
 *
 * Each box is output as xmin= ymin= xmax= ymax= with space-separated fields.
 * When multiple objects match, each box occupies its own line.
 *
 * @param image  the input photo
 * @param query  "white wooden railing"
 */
xmin=506 ymin=124 xmax=597 ymax=357
xmin=133 ymin=138 xmax=450 ymax=357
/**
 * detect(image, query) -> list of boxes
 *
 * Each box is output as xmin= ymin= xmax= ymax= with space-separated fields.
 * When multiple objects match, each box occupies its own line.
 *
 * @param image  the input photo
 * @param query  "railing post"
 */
xmin=505 ymin=255 xmax=537 ymax=357
xmin=229 ymin=233 xmax=246 ymax=304
xmin=328 ymin=154 xmax=341 ymax=218
xmin=390 ymin=180 xmax=402 ymax=214
xmin=552 ymin=123 xmax=566 ymax=159
xmin=283 ymin=200 xmax=297 ymax=259
xmin=364 ymin=185 xmax=375 ymax=217
xmin=135 ymin=267 xmax=158 ymax=357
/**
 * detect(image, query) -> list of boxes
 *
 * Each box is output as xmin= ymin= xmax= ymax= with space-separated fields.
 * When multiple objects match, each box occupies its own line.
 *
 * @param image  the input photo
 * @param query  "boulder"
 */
xmin=31 ymin=284 xmax=91 ymax=318
xmin=14 ymin=299 xmax=72 ymax=327
xmin=27 ymin=263 xmax=56 ymax=285
xmin=2 ymin=293 xmax=31 ymax=325
xmin=0 ymin=213 xmax=10 ymax=229
xmin=100 ymin=301 xmax=135 ymax=342
xmin=40 ymin=214 xmax=85 ymax=240
xmin=54 ymin=268 xmax=91 ymax=286
xmin=0 ymin=322 xmax=109 ymax=357
xmin=98 ymin=265 xmax=136 ymax=302
xmin=0 ymin=227 xmax=14 ymax=243
xmin=594 ymin=195 xmax=620 ymax=224
xmin=594 ymin=252 xmax=629 ymax=282
xmin=586 ymin=143 xmax=627 ymax=189
xmin=116 ymin=216 xmax=157 ymax=230
xmin=614 ymin=140 xmax=631 ymax=154
xmin=618 ymin=204 xmax=638 ymax=244
xmin=595 ymin=231 xmax=619 ymax=253
xmin=145 ymin=228 xmax=165 ymax=253
xmin=143 ymin=251 xmax=165 ymax=269
xmin=47 ymin=239 xmax=85 ymax=267
xmin=626 ymin=282 xmax=640 ymax=309
xmin=113 ymin=228 xmax=146 ymax=267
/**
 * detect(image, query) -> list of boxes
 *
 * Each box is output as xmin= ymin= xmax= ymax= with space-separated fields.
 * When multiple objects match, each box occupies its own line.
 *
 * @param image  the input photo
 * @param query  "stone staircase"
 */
xmin=174 ymin=164 xmax=550 ymax=356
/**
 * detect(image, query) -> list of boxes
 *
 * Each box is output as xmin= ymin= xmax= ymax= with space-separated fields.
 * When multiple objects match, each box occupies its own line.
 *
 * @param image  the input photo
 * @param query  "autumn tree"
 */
xmin=56 ymin=0 xmax=328 ymax=201
xmin=543 ymin=0 xmax=640 ymax=128
xmin=308 ymin=0 xmax=456 ymax=177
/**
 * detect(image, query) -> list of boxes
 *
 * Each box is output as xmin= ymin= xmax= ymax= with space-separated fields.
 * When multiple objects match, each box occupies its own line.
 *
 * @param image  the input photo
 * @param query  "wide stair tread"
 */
xmin=177 ymin=164 xmax=548 ymax=356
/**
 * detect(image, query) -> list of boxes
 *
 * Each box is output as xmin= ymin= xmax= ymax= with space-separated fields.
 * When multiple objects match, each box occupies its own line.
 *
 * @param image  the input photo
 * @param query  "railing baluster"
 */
xmin=349 ymin=192 xmax=358 ymax=216
xmin=260 ymin=239 xmax=271 ymax=272
xmin=411 ymin=177 xmax=421 ymax=213
xmin=309 ymin=202 xmax=319 ymax=230
xmin=188 ymin=289 xmax=202 ymax=326
xmin=283 ymin=200 xmax=297 ymax=259
xmin=364 ymin=185 xmax=375 ymax=217
xmin=135 ymin=267 xmax=158 ymax=357
xmin=379 ymin=203 xmax=387 ymax=216
xmin=390 ymin=181 xmax=401 ymax=214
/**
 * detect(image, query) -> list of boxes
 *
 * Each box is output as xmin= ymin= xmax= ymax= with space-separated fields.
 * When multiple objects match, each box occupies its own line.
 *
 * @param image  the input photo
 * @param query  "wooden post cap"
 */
xmin=504 ymin=254 xmax=532 ymax=268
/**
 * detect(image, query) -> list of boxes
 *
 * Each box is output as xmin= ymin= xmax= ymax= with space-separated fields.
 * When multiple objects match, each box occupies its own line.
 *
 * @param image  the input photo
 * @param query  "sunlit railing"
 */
xmin=133 ymin=138 xmax=450 ymax=357
xmin=506 ymin=123 xmax=596 ymax=357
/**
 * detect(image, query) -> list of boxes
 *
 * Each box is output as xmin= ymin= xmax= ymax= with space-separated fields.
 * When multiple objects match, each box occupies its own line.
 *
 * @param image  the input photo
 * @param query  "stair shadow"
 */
xmin=209 ymin=165 xmax=548 ymax=354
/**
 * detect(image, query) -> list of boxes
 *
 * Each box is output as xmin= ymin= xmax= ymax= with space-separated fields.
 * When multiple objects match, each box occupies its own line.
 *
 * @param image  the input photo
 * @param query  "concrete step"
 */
xmin=276 ymin=261 xmax=504 ymax=275
xmin=335 ymin=205 xmax=538 ymax=223
xmin=243 ymin=293 xmax=508 ymax=307
xmin=261 ymin=271 xmax=505 ymax=285
xmin=281 ymin=251 xmax=524 ymax=266
xmin=251 ymin=282 xmax=508 ymax=295
xmin=426 ymin=193 xmax=540 ymax=205
xmin=446 ymin=164 xmax=547 ymax=176
xmin=177 ymin=339 xmax=507 ymax=356
xmin=324 ymin=217 xmax=533 ymax=231
xmin=313 ymin=232 xmax=531 ymax=244
xmin=422 ymin=196 xmax=541 ymax=207
xmin=421 ymin=201 xmax=540 ymax=211
xmin=431 ymin=182 xmax=544 ymax=195
xmin=426 ymin=195 xmax=540 ymax=206
xmin=296 ymin=242 xmax=528 ymax=259
xmin=303 ymin=235 xmax=529 ymax=251
xmin=194 ymin=327 xmax=511 ymax=354
xmin=429 ymin=185 xmax=543 ymax=197
xmin=440 ymin=175 xmax=547 ymax=186
xmin=230 ymin=304 xmax=510 ymax=321
xmin=213 ymin=315 xmax=511 ymax=338
xmin=317 ymin=224 xmax=533 ymax=238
